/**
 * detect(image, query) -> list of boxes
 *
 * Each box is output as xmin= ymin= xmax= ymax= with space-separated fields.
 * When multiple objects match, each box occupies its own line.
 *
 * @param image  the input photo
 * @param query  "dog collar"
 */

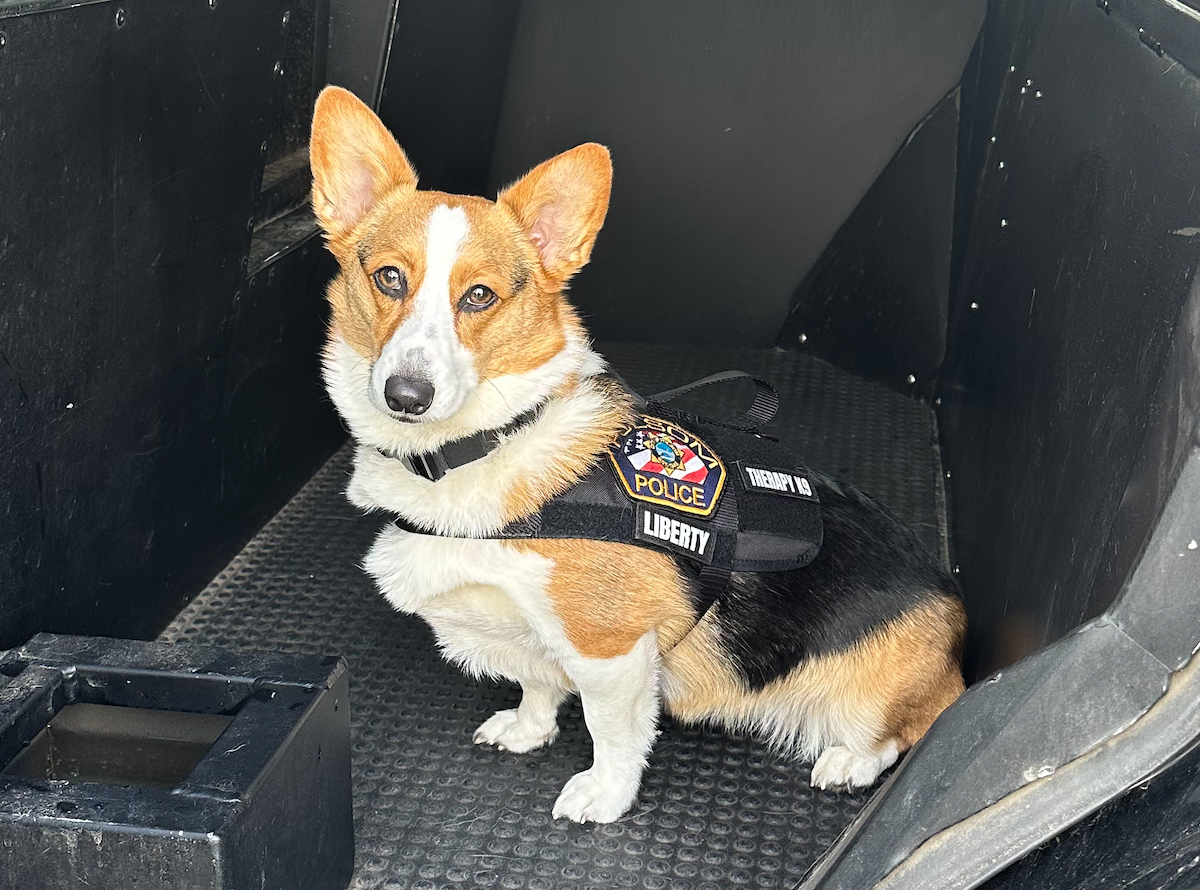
xmin=376 ymin=371 xmax=634 ymax=482
xmin=376 ymin=405 xmax=543 ymax=482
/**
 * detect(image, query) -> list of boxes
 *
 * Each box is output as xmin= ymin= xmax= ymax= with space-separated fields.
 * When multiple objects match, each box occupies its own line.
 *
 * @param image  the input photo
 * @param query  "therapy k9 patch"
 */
xmin=738 ymin=463 xmax=819 ymax=501
xmin=608 ymin=415 xmax=726 ymax=517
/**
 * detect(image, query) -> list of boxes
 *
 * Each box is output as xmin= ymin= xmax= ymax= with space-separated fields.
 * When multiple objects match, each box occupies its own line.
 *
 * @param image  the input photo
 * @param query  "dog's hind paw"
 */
xmin=811 ymin=742 xmax=899 ymax=791
xmin=472 ymin=708 xmax=559 ymax=753
xmin=552 ymin=769 xmax=637 ymax=823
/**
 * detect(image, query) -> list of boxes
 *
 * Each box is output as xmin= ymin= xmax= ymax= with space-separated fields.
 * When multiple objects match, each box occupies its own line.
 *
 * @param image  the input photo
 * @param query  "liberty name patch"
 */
xmin=634 ymin=505 xmax=714 ymax=564
xmin=608 ymin=415 xmax=726 ymax=517
xmin=739 ymin=463 xmax=817 ymax=500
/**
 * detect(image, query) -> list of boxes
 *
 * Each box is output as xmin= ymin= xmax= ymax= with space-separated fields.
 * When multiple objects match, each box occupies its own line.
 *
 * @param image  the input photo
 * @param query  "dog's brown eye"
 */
xmin=373 ymin=266 xmax=407 ymax=299
xmin=460 ymin=285 xmax=497 ymax=313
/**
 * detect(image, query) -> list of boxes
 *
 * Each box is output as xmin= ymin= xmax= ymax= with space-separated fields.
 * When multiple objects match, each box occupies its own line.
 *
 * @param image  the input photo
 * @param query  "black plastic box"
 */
xmin=0 ymin=634 xmax=353 ymax=890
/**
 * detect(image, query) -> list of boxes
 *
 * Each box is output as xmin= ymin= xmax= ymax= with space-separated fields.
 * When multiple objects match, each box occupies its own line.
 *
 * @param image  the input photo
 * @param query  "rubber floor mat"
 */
xmin=161 ymin=345 xmax=947 ymax=890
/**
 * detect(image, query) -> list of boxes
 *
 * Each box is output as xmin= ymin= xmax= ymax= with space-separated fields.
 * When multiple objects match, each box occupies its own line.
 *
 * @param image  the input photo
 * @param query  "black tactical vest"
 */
xmin=388 ymin=373 xmax=823 ymax=614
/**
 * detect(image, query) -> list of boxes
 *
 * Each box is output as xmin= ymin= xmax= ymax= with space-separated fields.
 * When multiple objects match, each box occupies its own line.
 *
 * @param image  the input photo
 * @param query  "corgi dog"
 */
xmin=310 ymin=86 xmax=966 ymax=823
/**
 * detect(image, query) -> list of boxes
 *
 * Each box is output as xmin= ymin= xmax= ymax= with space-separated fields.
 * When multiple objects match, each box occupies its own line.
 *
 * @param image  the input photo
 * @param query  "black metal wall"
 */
xmin=0 ymin=0 xmax=344 ymax=649
xmin=940 ymin=0 xmax=1200 ymax=678
xmin=484 ymin=0 xmax=986 ymax=347
xmin=779 ymin=91 xmax=960 ymax=401
xmin=376 ymin=0 xmax=520 ymax=198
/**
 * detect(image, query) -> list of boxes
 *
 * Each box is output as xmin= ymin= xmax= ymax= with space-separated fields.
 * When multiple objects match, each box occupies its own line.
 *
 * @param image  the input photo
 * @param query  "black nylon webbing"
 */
xmin=646 ymin=371 xmax=779 ymax=431
xmin=691 ymin=483 xmax=738 ymax=618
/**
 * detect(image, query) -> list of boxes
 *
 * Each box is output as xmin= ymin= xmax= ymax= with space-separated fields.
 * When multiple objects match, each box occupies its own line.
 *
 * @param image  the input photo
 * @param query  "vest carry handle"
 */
xmin=646 ymin=371 xmax=779 ymax=431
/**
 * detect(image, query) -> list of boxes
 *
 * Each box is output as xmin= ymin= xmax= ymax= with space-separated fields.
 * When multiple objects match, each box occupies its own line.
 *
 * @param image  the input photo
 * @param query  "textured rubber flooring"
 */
xmin=161 ymin=344 xmax=946 ymax=890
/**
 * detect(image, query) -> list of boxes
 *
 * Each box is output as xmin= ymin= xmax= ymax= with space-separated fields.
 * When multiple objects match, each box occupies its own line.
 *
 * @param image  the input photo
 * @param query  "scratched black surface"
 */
xmin=0 ymin=1 xmax=344 ymax=648
xmin=938 ymin=0 xmax=1200 ymax=680
xmin=162 ymin=344 xmax=944 ymax=889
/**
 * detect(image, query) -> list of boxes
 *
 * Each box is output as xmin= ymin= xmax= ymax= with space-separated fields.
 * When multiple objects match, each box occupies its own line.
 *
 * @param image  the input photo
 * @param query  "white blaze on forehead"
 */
xmin=422 ymin=204 xmax=470 ymax=303
xmin=371 ymin=204 xmax=479 ymax=421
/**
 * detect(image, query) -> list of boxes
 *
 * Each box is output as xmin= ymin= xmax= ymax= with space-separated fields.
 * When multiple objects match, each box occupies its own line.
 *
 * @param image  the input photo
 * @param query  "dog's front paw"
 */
xmin=552 ymin=770 xmax=637 ymax=823
xmin=473 ymin=709 xmax=559 ymax=753
xmin=810 ymin=742 xmax=899 ymax=791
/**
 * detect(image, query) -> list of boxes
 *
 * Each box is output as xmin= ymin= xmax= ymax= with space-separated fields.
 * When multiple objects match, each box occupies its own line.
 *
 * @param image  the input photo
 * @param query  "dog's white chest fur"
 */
xmin=360 ymin=521 xmax=663 ymax=824
xmin=363 ymin=527 xmax=572 ymax=685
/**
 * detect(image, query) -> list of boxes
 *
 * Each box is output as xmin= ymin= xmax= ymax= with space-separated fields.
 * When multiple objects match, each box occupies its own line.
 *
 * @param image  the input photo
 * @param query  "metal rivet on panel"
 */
xmin=798 ymin=333 xmax=807 ymax=344
xmin=1138 ymin=28 xmax=1165 ymax=56
xmin=970 ymin=302 xmax=980 ymax=310
xmin=1001 ymin=219 xmax=1008 ymax=227
xmin=906 ymin=374 xmax=916 ymax=385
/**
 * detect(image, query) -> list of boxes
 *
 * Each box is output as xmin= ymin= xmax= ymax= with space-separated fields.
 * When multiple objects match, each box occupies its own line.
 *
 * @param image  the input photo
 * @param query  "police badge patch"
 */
xmin=608 ymin=415 xmax=727 ymax=516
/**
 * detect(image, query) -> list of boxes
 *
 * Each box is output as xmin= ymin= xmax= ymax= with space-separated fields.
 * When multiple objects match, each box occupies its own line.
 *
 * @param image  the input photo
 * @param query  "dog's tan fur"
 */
xmin=501 ymin=376 xmax=635 ymax=527
xmin=512 ymin=538 xmax=698 ymax=660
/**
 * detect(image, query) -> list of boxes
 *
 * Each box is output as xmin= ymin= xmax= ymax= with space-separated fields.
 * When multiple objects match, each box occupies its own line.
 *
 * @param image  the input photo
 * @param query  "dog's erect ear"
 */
xmin=310 ymin=86 xmax=417 ymax=251
xmin=498 ymin=144 xmax=612 ymax=287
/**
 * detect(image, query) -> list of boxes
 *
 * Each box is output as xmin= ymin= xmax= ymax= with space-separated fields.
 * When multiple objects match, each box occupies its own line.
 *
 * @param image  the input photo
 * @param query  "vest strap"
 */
xmin=691 ymin=478 xmax=739 ymax=619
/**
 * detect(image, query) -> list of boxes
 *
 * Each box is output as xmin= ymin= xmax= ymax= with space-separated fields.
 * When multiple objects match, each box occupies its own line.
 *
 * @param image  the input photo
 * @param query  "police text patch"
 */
xmin=739 ymin=463 xmax=818 ymax=500
xmin=633 ymin=505 xmax=715 ymax=564
xmin=609 ymin=415 xmax=726 ymax=516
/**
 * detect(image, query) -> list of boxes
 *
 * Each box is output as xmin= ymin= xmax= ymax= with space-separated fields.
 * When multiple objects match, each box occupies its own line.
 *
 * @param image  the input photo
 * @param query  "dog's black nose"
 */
xmin=384 ymin=375 xmax=435 ymax=415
